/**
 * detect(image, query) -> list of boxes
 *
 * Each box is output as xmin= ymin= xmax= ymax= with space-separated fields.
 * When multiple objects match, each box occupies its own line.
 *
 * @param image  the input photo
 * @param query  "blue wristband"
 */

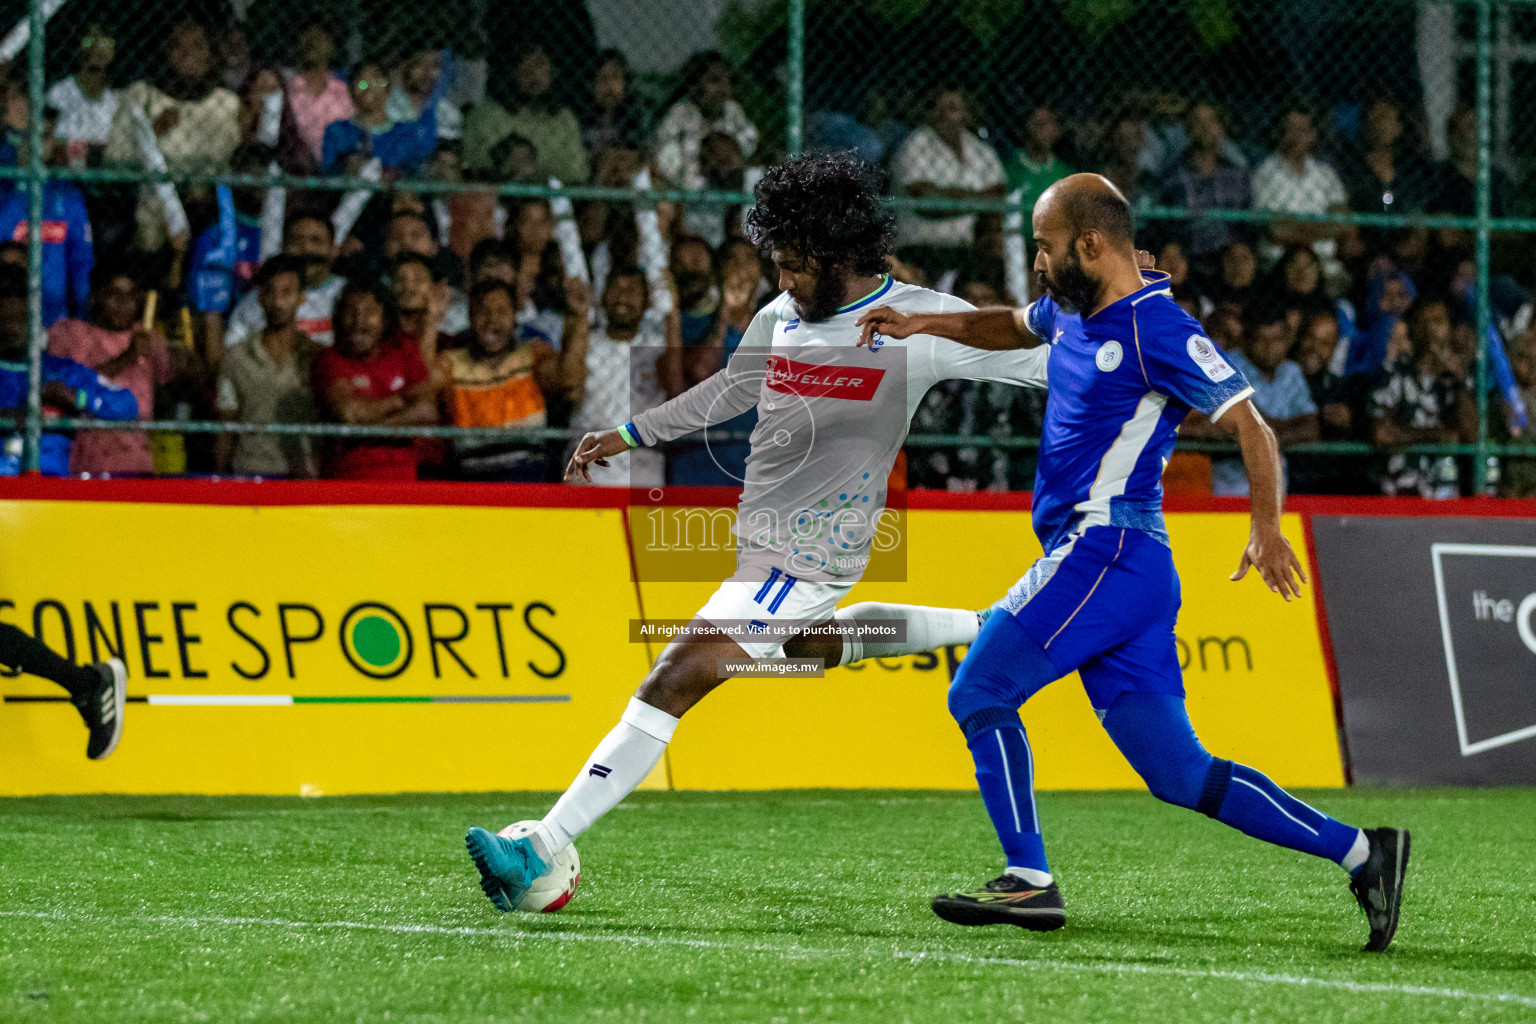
xmin=618 ymin=422 xmax=642 ymax=448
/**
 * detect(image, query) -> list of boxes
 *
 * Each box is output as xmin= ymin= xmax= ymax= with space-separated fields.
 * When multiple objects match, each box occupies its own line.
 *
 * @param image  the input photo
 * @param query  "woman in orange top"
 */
xmin=443 ymin=276 xmax=589 ymax=480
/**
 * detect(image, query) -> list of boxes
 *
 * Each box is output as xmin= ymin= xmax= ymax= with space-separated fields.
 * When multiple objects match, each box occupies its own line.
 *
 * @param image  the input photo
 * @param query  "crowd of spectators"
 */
xmin=0 ymin=12 xmax=1534 ymax=497
xmin=0 ymin=15 xmax=778 ymax=486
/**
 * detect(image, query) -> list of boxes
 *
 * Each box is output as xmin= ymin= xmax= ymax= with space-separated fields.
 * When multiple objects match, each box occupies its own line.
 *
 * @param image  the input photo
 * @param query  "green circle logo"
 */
xmin=352 ymin=615 xmax=400 ymax=667
xmin=339 ymin=603 xmax=413 ymax=679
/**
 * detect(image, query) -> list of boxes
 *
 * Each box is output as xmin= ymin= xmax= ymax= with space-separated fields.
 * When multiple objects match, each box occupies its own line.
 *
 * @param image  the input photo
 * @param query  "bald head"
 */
xmin=1031 ymin=173 xmax=1141 ymax=315
xmin=1036 ymin=173 xmax=1135 ymax=248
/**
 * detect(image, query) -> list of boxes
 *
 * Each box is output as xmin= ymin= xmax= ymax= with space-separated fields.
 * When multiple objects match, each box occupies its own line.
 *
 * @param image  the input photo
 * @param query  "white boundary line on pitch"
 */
xmin=4 ymin=909 xmax=1535 ymax=1010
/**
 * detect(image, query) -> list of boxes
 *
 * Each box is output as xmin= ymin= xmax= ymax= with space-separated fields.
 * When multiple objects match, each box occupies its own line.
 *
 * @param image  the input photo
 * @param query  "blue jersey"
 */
xmin=0 ymin=181 xmax=94 ymax=327
xmin=322 ymin=105 xmax=440 ymax=176
xmin=1026 ymin=272 xmax=1253 ymax=553
xmin=188 ymin=186 xmax=262 ymax=315
xmin=0 ymin=352 xmax=139 ymax=476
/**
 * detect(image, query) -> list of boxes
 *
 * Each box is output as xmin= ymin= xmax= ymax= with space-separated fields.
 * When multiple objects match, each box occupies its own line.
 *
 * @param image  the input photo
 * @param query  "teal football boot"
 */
xmin=465 ymin=826 xmax=548 ymax=912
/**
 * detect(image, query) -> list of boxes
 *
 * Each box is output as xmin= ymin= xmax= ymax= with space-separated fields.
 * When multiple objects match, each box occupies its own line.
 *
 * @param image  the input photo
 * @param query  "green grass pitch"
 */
xmin=1 ymin=788 xmax=1533 ymax=1023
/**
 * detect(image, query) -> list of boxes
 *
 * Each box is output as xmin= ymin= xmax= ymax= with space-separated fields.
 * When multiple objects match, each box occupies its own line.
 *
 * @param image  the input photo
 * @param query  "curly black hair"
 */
xmin=746 ymin=153 xmax=894 ymax=277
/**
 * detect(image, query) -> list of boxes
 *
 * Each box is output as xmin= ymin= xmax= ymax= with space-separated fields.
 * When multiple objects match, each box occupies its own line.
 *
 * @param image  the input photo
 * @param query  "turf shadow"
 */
xmin=120 ymin=811 xmax=244 ymax=823
xmin=1040 ymin=915 xmax=1367 ymax=958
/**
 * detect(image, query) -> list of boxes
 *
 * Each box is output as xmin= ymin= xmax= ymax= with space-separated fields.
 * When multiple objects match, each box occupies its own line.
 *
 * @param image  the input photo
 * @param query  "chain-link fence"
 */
xmin=804 ymin=0 xmax=1536 ymax=497
xmin=0 ymin=0 xmax=1532 ymax=496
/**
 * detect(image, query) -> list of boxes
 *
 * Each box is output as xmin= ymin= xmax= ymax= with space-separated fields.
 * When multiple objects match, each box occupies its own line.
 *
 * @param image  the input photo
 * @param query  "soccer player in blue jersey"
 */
xmin=857 ymin=174 xmax=1409 ymax=953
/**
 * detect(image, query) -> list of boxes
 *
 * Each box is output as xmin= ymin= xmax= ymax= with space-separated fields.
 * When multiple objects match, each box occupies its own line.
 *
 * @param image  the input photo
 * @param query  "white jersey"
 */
xmin=48 ymin=77 xmax=118 ymax=147
xmin=572 ymin=319 xmax=668 ymax=488
xmin=630 ymin=277 xmax=1049 ymax=581
xmin=225 ymin=275 xmax=346 ymax=349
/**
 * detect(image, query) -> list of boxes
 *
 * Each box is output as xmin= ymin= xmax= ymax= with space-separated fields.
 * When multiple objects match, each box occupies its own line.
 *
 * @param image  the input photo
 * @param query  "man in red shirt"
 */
xmin=313 ymin=280 xmax=439 ymax=479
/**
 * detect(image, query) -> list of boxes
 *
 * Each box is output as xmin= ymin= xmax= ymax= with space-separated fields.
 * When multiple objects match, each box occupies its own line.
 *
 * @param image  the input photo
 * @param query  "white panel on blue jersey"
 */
xmin=1000 ymin=533 xmax=1081 ymax=615
xmin=1075 ymin=392 xmax=1168 ymax=528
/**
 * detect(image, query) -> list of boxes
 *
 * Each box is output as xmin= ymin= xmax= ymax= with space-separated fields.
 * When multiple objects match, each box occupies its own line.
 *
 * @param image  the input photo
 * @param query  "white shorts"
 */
xmin=696 ymin=573 xmax=856 ymax=659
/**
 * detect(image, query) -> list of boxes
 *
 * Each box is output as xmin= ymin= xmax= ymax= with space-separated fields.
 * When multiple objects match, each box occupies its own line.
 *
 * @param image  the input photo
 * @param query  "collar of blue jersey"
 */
xmin=835 ymin=275 xmax=892 ymax=315
xmin=1087 ymin=269 xmax=1173 ymax=319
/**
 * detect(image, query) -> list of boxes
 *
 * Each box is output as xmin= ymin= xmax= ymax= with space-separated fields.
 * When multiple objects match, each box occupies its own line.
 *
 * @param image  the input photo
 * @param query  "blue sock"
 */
xmin=1214 ymin=762 xmax=1360 ymax=864
xmin=1102 ymin=692 xmax=1359 ymax=866
xmin=959 ymin=707 xmax=1049 ymax=875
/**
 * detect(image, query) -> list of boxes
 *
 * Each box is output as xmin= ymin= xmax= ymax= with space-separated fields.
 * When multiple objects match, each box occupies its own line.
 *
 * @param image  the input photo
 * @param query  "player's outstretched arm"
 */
xmin=1221 ymin=399 xmax=1308 ymax=601
xmin=853 ymin=249 xmax=1156 ymax=350
xmin=569 ymin=342 xmax=768 ymax=484
xmin=565 ymin=429 xmax=631 ymax=484
xmin=856 ymin=305 xmax=1036 ymax=351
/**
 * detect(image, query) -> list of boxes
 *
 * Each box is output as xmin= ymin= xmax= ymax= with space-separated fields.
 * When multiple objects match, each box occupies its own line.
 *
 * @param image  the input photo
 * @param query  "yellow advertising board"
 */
xmin=0 ymin=500 xmax=655 ymax=796
xmin=647 ymin=508 xmax=1344 ymax=792
xmin=0 ymin=492 xmax=1343 ymax=795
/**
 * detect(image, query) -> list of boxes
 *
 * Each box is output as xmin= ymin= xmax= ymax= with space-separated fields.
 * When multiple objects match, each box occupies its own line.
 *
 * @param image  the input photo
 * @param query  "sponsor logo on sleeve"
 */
xmin=1187 ymin=334 xmax=1236 ymax=382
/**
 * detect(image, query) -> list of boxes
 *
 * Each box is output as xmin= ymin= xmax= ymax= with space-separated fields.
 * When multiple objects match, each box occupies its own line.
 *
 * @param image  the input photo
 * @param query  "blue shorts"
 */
xmin=961 ymin=526 xmax=1184 ymax=714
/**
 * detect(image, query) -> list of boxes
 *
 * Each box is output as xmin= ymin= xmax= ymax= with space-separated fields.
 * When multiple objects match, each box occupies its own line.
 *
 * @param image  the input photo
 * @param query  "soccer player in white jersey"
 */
xmin=464 ymin=153 xmax=1053 ymax=911
xmin=857 ymin=174 xmax=1408 ymax=952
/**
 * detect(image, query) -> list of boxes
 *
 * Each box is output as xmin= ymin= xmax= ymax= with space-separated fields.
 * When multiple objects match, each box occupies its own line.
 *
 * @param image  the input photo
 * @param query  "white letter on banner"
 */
xmin=1517 ymin=593 xmax=1536 ymax=655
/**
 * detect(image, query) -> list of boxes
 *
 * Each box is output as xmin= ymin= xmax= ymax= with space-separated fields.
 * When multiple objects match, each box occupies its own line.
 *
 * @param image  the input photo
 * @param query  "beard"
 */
xmin=605 ymin=308 xmax=643 ymax=332
xmin=796 ymin=261 xmax=849 ymax=322
xmin=1040 ymin=238 xmax=1102 ymax=315
xmin=673 ymin=270 xmax=713 ymax=310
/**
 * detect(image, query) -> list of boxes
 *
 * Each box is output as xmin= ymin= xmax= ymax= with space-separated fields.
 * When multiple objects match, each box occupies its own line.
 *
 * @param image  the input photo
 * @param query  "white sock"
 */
xmin=1341 ymin=829 xmax=1370 ymax=874
xmin=529 ymin=697 xmax=678 ymax=862
xmin=835 ymin=603 xmax=979 ymax=666
xmin=1004 ymin=866 xmax=1053 ymax=887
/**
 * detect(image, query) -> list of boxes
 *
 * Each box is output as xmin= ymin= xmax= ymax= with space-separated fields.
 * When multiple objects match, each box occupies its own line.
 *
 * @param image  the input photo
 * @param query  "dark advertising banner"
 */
xmin=1312 ymin=515 xmax=1536 ymax=785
